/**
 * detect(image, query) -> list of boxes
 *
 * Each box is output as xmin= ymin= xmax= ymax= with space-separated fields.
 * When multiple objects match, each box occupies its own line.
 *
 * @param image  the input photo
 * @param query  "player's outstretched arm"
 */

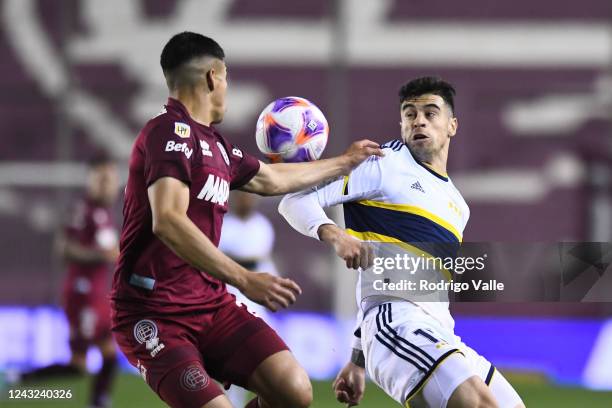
xmin=241 ymin=139 xmax=383 ymax=196
xmin=278 ymin=151 xmax=383 ymax=269
xmin=149 ymin=176 xmax=301 ymax=311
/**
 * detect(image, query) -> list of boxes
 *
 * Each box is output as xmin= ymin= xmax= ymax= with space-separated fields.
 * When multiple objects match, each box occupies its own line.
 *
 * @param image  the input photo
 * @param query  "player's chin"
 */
xmin=211 ymin=111 xmax=225 ymax=124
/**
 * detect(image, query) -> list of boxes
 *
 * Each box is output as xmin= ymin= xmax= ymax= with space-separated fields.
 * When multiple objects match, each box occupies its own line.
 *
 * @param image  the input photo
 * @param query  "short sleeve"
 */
xmin=143 ymin=121 xmax=194 ymax=187
xmin=228 ymin=144 xmax=261 ymax=189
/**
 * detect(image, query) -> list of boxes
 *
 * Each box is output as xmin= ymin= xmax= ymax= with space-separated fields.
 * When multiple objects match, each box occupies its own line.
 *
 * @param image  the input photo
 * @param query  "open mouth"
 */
xmin=413 ymin=133 xmax=428 ymax=141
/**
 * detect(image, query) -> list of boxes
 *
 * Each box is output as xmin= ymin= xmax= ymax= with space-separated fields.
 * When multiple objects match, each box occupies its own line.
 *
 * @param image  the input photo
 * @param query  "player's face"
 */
xmin=208 ymin=60 xmax=228 ymax=124
xmin=88 ymin=163 xmax=119 ymax=206
xmin=400 ymin=94 xmax=457 ymax=163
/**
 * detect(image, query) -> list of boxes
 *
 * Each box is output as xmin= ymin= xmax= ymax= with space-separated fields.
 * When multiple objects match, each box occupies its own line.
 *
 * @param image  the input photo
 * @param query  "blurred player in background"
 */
xmin=20 ymin=153 xmax=120 ymax=408
xmin=219 ymin=190 xmax=278 ymax=320
xmin=110 ymin=31 xmax=382 ymax=408
xmin=279 ymin=77 xmax=524 ymax=408
xmin=219 ymin=190 xmax=279 ymax=406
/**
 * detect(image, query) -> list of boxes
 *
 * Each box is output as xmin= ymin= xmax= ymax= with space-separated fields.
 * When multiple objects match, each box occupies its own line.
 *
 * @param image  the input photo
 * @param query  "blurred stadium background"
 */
xmin=1 ymin=0 xmax=612 ymax=406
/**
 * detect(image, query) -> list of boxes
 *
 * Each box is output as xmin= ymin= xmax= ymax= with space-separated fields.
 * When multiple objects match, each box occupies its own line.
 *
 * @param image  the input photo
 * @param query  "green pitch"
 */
xmin=2 ymin=373 xmax=612 ymax=407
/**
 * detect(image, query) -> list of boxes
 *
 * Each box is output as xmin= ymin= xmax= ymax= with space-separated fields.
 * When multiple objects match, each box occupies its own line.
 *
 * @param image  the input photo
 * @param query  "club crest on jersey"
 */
xmin=200 ymin=140 xmax=213 ymax=157
xmin=174 ymin=122 xmax=191 ymax=138
xmin=216 ymin=142 xmax=230 ymax=165
xmin=133 ymin=319 xmax=165 ymax=357
xmin=197 ymin=174 xmax=229 ymax=205
xmin=180 ymin=365 xmax=209 ymax=391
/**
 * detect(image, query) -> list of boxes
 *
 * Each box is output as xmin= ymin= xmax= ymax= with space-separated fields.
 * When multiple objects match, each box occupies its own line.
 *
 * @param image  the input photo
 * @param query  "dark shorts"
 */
xmin=64 ymin=294 xmax=112 ymax=353
xmin=112 ymin=300 xmax=288 ymax=408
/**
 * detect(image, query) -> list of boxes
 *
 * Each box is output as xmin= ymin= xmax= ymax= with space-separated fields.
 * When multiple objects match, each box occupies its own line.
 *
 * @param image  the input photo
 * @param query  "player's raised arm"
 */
xmin=278 ymin=152 xmax=384 ymax=269
xmin=148 ymin=176 xmax=301 ymax=311
xmin=241 ymin=139 xmax=383 ymax=196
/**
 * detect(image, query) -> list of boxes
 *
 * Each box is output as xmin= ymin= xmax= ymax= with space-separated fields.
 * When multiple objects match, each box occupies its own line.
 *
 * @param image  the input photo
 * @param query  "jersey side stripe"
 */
xmin=356 ymin=200 xmax=462 ymax=242
xmin=343 ymin=203 xmax=460 ymax=259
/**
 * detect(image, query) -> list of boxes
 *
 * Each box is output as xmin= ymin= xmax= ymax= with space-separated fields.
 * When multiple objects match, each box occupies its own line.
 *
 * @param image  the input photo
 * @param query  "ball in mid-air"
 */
xmin=255 ymin=96 xmax=329 ymax=163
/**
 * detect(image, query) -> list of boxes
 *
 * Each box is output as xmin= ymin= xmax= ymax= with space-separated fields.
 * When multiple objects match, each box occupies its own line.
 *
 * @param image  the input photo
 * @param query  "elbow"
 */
xmin=151 ymin=212 xmax=176 ymax=240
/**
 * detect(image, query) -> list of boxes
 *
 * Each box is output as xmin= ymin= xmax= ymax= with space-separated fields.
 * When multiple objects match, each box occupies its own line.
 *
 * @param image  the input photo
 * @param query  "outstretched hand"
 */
xmin=342 ymin=140 xmax=384 ymax=173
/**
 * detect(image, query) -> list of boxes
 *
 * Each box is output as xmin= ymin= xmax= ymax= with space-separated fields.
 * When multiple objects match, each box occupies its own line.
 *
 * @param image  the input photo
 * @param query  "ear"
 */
xmin=205 ymin=69 xmax=215 ymax=92
xmin=448 ymin=117 xmax=458 ymax=138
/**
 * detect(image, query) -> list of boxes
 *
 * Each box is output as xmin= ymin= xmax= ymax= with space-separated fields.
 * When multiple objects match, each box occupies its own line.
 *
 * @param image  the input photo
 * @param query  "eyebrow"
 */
xmin=401 ymin=103 xmax=442 ymax=111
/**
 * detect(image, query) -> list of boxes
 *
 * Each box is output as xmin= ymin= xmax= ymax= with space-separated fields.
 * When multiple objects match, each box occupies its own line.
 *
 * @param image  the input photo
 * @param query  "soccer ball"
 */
xmin=255 ymin=96 xmax=329 ymax=163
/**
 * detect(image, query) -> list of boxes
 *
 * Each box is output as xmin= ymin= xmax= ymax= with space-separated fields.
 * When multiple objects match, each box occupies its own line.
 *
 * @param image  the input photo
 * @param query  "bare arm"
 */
xmin=148 ymin=177 xmax=301 ymax=311
xmin=241 ymin=139 xmax=383 ymax=196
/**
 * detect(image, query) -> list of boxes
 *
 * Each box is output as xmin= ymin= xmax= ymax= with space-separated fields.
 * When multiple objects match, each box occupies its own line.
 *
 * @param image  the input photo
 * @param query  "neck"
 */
xmin=422 ymin=153 xmax=448 ymax=176
xmin=170 ymin=90 xmax=213 ymax=126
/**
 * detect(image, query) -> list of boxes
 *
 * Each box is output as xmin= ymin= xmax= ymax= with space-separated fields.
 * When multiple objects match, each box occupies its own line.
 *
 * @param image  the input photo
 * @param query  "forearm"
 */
xmin=267 ymin=156 xmax=350 ymax=194
xmin=153 ymin=212 xmax=249 ymax=289
xmin=278 ymin=189 xmax=336 ymax=240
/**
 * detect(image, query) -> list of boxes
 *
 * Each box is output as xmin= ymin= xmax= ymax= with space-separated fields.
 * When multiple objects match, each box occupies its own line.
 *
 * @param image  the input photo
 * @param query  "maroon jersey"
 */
xmin=62 ymin=197 xmax=117 ymax=301
xmin=111 ymin=98 xmax=260 ymax=316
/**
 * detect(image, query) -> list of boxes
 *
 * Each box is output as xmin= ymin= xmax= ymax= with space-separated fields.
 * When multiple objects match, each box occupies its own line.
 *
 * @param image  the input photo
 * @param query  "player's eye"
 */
xmin=426 ymin=112 xmax=436 ymax=118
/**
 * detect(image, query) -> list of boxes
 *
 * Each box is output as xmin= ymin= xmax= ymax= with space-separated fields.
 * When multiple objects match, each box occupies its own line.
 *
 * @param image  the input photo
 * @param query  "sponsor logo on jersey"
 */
xmin=133 ymin=319 xmax=165 ymax=357
xmin=448 ymin=201 xmax=463 ymax=217
xmin=180 ymin=364 xmax=209 ymax=391
xmin=200 ymin=140 xmax=213 ymax=157
xmin=216 ymin=142 xmax=230 ymax=165
xmin=232 ymin=147 xmax=243 ymax=158
xmin=165 ymin=140 xmax=193 ymax=159
xmin=197 ymin=174 xmax=229 ymax=205
xmin=174 ymin=122 xmax=191 ymax=138
xmin=411 ymin=181 xmax=425 ymax=193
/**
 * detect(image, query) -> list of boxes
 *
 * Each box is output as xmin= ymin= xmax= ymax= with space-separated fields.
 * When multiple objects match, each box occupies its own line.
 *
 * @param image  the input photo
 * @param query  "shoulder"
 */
xmin=380 ymin=139 xmax=405 ymax=152
xmin=376 ymin=139 xmax=413 ymax=169
xmin=141 ymin=107 xmax=191 ymax=142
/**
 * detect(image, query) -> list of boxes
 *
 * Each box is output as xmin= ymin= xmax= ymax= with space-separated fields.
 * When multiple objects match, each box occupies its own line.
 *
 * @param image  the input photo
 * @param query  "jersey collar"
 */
xmin=166 ymin=98 xmax=214 ymax=132
xmin=415 ymin=160 xmax=449 ymax=182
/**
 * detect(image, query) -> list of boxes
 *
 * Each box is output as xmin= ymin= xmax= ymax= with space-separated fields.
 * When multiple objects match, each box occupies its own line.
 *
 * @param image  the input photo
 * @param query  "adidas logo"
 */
xmin=411 ymin=181 xmax=425 ymax=193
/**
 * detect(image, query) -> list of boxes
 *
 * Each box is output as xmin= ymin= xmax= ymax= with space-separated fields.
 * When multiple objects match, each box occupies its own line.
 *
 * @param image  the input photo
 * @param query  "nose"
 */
xmin=413 ymin=111 xmax=426 ymax=128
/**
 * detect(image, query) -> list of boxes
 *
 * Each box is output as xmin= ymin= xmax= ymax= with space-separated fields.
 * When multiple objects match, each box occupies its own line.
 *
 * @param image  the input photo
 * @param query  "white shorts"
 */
xmin=361 ymin=301 xmax=522 ymax=408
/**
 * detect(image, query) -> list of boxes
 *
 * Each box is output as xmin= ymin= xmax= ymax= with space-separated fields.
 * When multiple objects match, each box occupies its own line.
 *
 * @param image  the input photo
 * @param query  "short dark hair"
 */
xmin=160 ymin=32 xmax=224 ymax=74
xmin=398 ymin=77 xmax=456 ymax=114
xmin=88 ymin=150 xmax=114 ymax=168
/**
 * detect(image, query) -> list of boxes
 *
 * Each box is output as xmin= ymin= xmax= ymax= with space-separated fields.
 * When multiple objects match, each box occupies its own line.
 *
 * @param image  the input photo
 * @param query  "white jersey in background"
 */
xmin=219 ymin=211 xmax=278 ymax=316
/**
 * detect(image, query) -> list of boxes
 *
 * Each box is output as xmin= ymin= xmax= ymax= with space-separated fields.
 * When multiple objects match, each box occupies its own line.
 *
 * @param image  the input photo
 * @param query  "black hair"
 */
xmin=160 ymin=32 xmax=225 ymax=74
xmin=88 ymin=151 xmax=114 ymax=168
xmin=398 ymin=77 xmax=456 ymax=114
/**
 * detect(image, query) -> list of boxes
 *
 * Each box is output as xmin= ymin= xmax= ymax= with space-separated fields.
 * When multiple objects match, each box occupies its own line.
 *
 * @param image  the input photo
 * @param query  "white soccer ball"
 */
xmin=255 ymin=96 xmax=329 ymax=163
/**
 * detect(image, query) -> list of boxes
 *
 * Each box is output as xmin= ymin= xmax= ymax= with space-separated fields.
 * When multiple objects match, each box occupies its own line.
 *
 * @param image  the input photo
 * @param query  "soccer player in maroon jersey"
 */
xmin=21 ymin=153 xmax=120 ymax=408
xmin=110 ymin=32 xmax=382 ymax=408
